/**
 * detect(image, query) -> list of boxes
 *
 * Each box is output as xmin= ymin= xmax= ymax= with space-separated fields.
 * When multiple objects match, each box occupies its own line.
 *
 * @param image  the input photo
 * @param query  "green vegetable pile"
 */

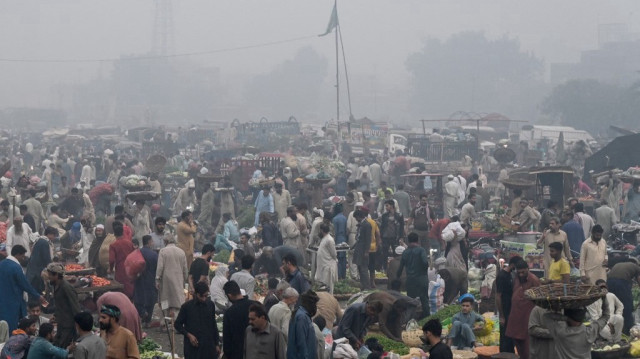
xmin=364 ymin=334 xmax=410 ymax=355
xmin=333 ymin=279 xmax=361 ymax=295
xmin=236 ymin=207 xmax=255 ymax=229
xmin=213 ymin=250 xmax=231 ymax=264
xmin=138 ymin=338 xmax=160 ymax=353
xmin=140 ymin=351 xmax=169 ymax=359
xmin=418 ymin=305 xmax=461 ymax=327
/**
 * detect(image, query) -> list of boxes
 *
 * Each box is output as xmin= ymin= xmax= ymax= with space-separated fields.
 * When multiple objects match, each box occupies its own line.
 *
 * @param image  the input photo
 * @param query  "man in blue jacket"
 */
xmin=0 ymin=245 xmax=45 ymax=332
xmin=287 ymin=290 xmax=319 ymax=359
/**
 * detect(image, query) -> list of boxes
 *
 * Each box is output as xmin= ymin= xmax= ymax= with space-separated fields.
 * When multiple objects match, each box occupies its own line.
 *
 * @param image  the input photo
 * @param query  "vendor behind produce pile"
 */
xmin=47 ymin=262 xmax=81 ymax=348
xmin=587 ymin=279 xmax=624 ymax=343
xmin=543 ymin=300 xmax=610 ymax=359
xmin=334 ymin=300 xmax=383 ymax=350
xmin=365 ymin=290 xmax=419 ymax=342
xmin=446 ymin=294 xmax=485 ymax=349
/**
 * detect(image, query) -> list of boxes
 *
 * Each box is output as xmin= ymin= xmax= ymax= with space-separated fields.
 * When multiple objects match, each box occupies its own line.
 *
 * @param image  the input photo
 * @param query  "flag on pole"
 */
xmin=319 ymin=2 xmax=338 ymax=37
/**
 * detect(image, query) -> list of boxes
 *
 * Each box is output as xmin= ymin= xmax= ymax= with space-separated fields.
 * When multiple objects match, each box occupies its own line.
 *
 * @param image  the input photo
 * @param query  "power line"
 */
xmin=0 ymin=35 xmax=318 ymax=64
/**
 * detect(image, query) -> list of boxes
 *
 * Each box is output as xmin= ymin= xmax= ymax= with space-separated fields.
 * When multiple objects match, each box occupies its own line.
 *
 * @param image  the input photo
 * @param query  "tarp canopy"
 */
xmin=584 ymin=133 xmax=640 ymax=184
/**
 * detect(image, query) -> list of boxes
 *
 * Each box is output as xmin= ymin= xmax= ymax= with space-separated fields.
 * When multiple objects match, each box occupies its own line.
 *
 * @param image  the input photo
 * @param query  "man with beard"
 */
xmin=7 ymin=216 xmax=33 ymax=256
xmin=281 ymin=253 xmax=310 ymax=297
xmin=222 ymin=281 xmax=259 ymax=359
xmin=580 ymin=225 xmax=607 ymax=285
xmin=99 ymin=304 xmax=139 ymax=359
xmin=150 ymin=216 xmax=171 ymax=251
xmin=26 ymin=227 xmax=56 ymax=299
xmin=88 ymin=224 xmax=108 ymax=276
xmin=287 ymin=290 xmax=320 ymax=359
xmin=0 ymin=245 xmax=45 ymax=332
xmin=268 ymin=287 xmax=299 ymax=340
xmin=505 ymin=259 xmax=540 ymax=359
xmin=174 ymin=282 xmax=220 ymax=359
xmin=47 ymin=262 xmax=82 ymax=348
xmin=537 ymin=217 xmax=572 ymax=273
xmin=273 ymin=182 xmax=292 ymax=222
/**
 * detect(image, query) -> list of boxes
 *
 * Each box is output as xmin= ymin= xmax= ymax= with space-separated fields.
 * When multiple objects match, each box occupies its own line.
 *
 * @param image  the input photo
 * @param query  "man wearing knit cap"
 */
xmin=47 ymin=262 xmax=81 ymax=347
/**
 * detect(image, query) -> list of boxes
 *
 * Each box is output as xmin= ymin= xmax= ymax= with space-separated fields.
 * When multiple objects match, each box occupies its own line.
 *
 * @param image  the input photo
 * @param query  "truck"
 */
xmin=326 ymin=118 xmax=407 ymax=155
xmin=407 ymin=134 xmax=477 ymax=163
xmin=519 ymin=125 xmax=595 ymax=146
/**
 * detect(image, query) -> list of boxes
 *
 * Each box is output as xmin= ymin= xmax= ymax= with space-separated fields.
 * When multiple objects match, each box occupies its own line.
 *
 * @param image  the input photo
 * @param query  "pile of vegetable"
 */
xmin=88 ymin=275 xmax=111 ymax=287
xmin=64 ymin=264 xmax=85 ymax=272
xmin=418 ymin=305 xmax=461 ymax=327
xmin=213 ymin=250 xmax=231 ymax=264
xmin=364 ymin=334 xmax=410 ymax=355
xmin=119 ymin=175 xmax=149 ymax=189
xmin=140 ymin=351 xmax=169 ymax=359
xmin=333 ymin=279 xmax=362 ymax=295
xmin=138 ymin=338 xmax=160 ymax=353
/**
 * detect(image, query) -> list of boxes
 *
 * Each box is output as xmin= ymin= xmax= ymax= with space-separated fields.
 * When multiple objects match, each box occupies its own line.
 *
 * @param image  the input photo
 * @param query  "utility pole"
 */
xmin=152 ymin=0 xmax=174 ymax=56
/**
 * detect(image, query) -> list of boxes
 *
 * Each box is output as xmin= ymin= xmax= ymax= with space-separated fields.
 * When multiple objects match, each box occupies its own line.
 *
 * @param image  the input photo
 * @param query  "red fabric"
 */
xmin=505 ymin=272 xmax=540 ymax=341
xmin=124 ymin=249 xmax=146 ymax=280
xmin=0 ymin=221 xmax=7 ymax=243
xmin=109 ymin=238 xmax=135 ymax=298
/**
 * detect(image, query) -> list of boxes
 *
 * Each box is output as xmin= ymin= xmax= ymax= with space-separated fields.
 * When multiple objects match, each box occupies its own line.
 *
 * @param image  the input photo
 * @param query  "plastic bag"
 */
xmin=630 ymin=340 xmax=640 ymax=357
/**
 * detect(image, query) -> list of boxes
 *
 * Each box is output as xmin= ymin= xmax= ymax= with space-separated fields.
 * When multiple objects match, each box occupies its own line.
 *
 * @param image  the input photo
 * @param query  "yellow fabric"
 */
xmin=548 ymin=258 xmax=570 ymax=281
xmin=366 ymin=218 xmax=378 ymax=252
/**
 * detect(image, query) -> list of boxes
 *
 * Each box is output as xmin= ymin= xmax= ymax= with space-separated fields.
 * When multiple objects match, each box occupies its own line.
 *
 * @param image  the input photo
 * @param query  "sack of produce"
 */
xmin=124 ymin=249 xmax=146 ymax=280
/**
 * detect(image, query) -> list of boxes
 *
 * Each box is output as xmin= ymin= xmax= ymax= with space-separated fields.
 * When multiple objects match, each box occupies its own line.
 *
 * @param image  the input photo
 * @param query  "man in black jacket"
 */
xmin=378 ymin=200 xmax=404 ymax=272
xmin=222 ymin=280 xmax=259 ymax=359
xmin=175 ymin=282 xmax=220 ymax=359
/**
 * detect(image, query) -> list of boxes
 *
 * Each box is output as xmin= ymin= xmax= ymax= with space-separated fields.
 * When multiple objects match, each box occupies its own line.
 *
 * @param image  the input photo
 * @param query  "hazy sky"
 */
xmin=0 ymin=0 xmax=638 ymax=111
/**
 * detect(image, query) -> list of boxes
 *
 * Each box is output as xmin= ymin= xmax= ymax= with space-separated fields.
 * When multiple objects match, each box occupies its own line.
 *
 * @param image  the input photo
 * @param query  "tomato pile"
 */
xmin=88 ymin=275 xmax=111 ymax=287
xmin=64 ymin=264 xmax=85 ymax=272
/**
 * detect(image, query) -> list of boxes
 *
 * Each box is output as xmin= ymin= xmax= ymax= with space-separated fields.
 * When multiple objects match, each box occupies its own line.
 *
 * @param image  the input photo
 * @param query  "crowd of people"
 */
xmin=0 ymin=136 xmax=638 ymax=359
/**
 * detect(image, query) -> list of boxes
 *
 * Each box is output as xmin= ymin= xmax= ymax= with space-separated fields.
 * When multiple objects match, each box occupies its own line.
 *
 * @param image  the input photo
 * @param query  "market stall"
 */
xmin=529 ymin=166 xmax=574 ymax=208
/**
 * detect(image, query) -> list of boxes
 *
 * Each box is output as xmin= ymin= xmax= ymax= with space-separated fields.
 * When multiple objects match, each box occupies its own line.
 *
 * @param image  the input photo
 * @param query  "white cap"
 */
xmin=186 ymin=179 xmax=196 ymax=188
xmin=447 ymin=174 xmax=454 ymax=179
xmin=395 ymin=246 xmax=405 ymax=255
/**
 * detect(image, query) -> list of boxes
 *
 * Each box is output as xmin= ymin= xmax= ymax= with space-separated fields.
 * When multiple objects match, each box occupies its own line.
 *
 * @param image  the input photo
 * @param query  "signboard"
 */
xmin=336 ymin=121 xmax=389 ymax=147
xmin=500 ymin=240 xmax=544 ymax=270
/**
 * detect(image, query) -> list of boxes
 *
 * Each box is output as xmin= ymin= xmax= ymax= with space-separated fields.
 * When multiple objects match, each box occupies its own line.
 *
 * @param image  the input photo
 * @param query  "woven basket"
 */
xmin=524 ymin=283 xmax=605 ymax=310
xmin=145 ymin=154 xmax=167 ymax=173
xmin=401 ymin=329 xmax=424 ymax=347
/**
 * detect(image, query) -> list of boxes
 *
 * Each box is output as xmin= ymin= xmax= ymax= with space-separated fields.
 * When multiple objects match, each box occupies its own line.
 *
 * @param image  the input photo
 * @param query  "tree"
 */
xmin=244 ymin=46 xmax=328 ymax=120
xmin=541 ymin=79 xmax=625 ymax=133
xmin=406 ymin=31 xmax=544 ymax=118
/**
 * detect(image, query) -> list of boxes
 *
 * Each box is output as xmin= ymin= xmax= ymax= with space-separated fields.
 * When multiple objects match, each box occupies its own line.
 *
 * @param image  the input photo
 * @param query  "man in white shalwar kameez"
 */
xmin=156 ymin=236 xmax=188 ymax=320
xmin=442 ymin=216 xmax=467 ymax=271
xmin=443 ymin=175 xmax=460 ymax=218
xmin=315 ymin=224 xmax=338 ymax=294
